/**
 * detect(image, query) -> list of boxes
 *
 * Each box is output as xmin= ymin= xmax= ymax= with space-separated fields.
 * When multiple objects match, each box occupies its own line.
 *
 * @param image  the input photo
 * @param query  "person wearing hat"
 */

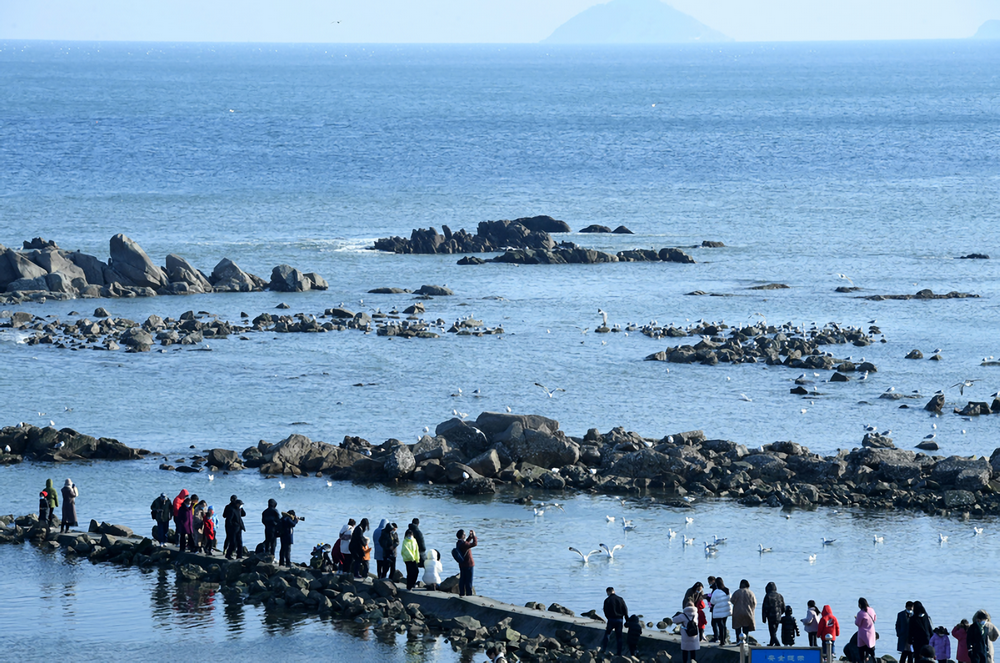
xmin=402 ymin=528 xmax=421 ymax=590
xmin=150 ymin=493 xmax=172 ymax=546
xmin=60 ymin=479 xmax=79 ymax=533
xmin=38 ymin=491 xmax=50 ymax=526
xmin=379 ymin=522 xmax=399 ymax=580
xmin=278 ymin=509 xmax=300 ymax=566
xmin=262 ymin=498 xmax=280 ymax=557
xmin=43 ymin=478 xmax=59 ymax=526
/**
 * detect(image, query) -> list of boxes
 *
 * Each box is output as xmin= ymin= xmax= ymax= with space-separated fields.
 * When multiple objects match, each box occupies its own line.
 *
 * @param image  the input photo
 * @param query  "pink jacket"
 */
xmin=856 ymin=607 xmax=877 ymax=648
xmin=953 ymin=625 xmax=971 ymax=663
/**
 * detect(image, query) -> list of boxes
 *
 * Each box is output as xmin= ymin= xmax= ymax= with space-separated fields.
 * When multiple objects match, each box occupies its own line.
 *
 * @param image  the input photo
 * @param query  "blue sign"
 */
xmin=750 ymin=647 xmax=822 ymax=663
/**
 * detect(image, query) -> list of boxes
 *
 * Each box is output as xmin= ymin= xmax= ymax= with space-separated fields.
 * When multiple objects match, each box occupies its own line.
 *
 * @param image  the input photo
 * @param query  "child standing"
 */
xmin=782 ymin=606 xmax=801 ymax=646
xmin=202 ymin=506 xmax=216 ymax=555
xmin=802 ymin=601 xmax=822 ymax=647
xmin=38 ymin=491 xmax=50 ymax=526
xmin=953 ymin=620 xmax=971 ymax=663
xmin=930 ymin=626 xmax=951 ymax=663
xmin=626 ymin=613 xmax=643 ymax=656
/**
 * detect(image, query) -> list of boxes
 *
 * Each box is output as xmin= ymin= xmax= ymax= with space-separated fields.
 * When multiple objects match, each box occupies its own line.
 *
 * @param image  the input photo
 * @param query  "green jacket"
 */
xmin=401 ymin=536 xmax=420 ymax=562
xmin=45 ymin=479 xmax=58 ymax=508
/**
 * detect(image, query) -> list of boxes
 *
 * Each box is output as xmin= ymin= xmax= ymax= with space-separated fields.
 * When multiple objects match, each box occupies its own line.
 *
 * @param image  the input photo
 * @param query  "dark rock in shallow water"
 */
xmin=452 ymin=477 xmax=496 ymax=495
xmin=373 ymin=219 xmax=558 ymax=254
xmin=830 ymin=372 xmax=850 ymax=382
xmin=415 ymin=285 xmax=453 ymax=296
xmin=270 ymin=264 xmax=328 ymax=292
xmin=916 ymin=440 xmax=939 ymax=451
xmin=862 ymin=432 xmax=895 ymax=449
xmin=612 ymin=225 xmax=633 ymax=234
xmin=109 ymin=234 xmax=168 ymax=290
xmin=457 ymin=256 xmax=485 ymax=265
xmin=701 ymin=240 xmax=725 ymax=248
xmin=959 ymin=253 xmax=989 ymax=259
xmin=367 ymin=287 xmax=411 ymax=294
xmin=748 ymin=283 xmax=789 ymax=290
xmin=905 ymin=349 xmax=924 ymax=359
xmin=579 ymin=224 xmax=612 ymax=233
xmin=863 ymin=289 xmax=980 ymax=301
xmin=514 ymin=215 xmax=571 ymax=233
xmin=925 ymin=394 xmax=946 ymax=413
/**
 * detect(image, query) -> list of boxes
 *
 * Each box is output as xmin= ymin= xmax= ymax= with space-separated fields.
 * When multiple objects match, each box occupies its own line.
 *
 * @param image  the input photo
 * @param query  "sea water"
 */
xmin=2 ymin=40 xmax=1000 ymax=658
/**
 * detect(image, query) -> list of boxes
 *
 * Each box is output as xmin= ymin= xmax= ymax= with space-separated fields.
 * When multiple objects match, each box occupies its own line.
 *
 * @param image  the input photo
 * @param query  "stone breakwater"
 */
xmin=0 ymin=515 xmax=731 ymax=663
xmin=11 ymin=411 xmax=1000 ymax=517
xmin=0 ymin=423 xmax=148 ymax=465
xmin=0 ymin=235 xmax=328 ymax=304
xmin=1 ymin=294 xmax=501 ymax=352
xmin=372 ymin=218 xmax=696 ymax=265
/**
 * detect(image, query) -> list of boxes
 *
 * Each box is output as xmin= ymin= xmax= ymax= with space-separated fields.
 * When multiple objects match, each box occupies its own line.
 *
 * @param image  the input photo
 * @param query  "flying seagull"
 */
xmin=535 ymin=383 xmax=565 ymax=398
xmin=569 ymin=547 xmax=602 ymax=563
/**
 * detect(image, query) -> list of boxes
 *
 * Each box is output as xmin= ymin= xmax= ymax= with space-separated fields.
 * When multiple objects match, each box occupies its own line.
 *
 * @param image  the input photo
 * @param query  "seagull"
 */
xmin=808 ymin=554 xmax=817 ymax=563
xmin=326 ymin=480 xmax=333 ymax=487
xmin=599 ymin=543 xmax=624 ymax=559
xmin=49 ymin=420 xmax=55 ymax=427
xmin=208 ymin=474 xmax=215 ymax=481
xmin=821 ymin=538 xmax=836 ymax=545
xmin=622 ymin=522 xmax=637 ymax=533
xmin=54 ymin=441 xmax=65 ymax=449
xmin=506 ymin=406 xmax=512 ymax=413
xmin=3 ymin=445 xmax=9 ymax=453
xmin=462 ymin=471 xmax=470 ymax=480
xmin=683 ymin=536 xmax=696 ymax=546
xmin=598 ymin=309 xmax=608 ymax=326
xmin=668 ymin=529 xmax=677 ymax=539
xmin=953 ymin=379 xmax=980 ymax=395
xmin=535 ymin=383 xmax=566 ymax=398
xmin=873 ymin=535 xmax=883 ymax=544
xmin=837 ymin=273 xmax=854 ymax=285
xmin=758 ymin=544 xmax=772 ymax=553
xmin=713 ymin=535 xmax=728 ymax=545
xmin=685 ymin=517 xmax=694 ymax=525
xmin=974 ymin=527 xmax=983 ymax=536
xmin=923 ymin=433 xmax=936 ymax=440
xmin=278 ymin=481 xmax=286 ymax=489
xmin=569 ymin=547 xmax=602 ymax=563
xmin=534 ymin=508 xmax=544 ymax=517
xmin=939 ymin=533 xmax=948 ymax=543
xmin=739 ymin=394 xmax=753 ymax=402
xmin=705 ymin=541 xmax=719 ymax=553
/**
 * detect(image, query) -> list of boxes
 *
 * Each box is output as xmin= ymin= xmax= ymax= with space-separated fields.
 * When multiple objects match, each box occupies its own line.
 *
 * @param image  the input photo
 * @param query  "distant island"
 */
xmin=972 ymin=20 xmax=1000 ymax=39
xmin=542 ymin=0 xmax=730 ymax=44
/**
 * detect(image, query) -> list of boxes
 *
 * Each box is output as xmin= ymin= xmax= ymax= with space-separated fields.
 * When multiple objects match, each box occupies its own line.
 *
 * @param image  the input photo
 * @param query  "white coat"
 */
xmin=423 ymin=549 xmax=443 ymax=585
xmin=673 ymin=605 xmax=701 ymax=651
xmin=710 ymin=588 xmax=733 ymax=618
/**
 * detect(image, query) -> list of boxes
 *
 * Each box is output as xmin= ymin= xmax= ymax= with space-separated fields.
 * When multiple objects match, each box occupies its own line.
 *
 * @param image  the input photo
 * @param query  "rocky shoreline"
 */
xmin=0 ymin=235 xmax=328 ymax=304
xmin=373 ymin=218 xmax=698 ymax=266
xmin=9 ymin=411 xmax=1000 ymax=518
xmin=1 ymin=292 xmax=500 ymax=352
xmin=0 ymin=516 xmax=698 ymax=663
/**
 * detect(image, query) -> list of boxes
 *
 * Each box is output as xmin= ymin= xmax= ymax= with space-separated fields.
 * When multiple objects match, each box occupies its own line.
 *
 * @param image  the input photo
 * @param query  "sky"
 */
xmin=0 ymin=0 xmax=998 ymax=43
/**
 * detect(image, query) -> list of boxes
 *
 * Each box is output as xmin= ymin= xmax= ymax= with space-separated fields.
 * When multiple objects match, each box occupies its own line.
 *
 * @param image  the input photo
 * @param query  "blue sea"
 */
xmin=2 ymin=40 xmax=1000 ymax=660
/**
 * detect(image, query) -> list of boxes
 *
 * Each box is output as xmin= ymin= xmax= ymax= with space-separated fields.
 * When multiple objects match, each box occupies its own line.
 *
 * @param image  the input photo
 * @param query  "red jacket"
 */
xmin=203 ymin=517 xmax=215 ymax=540
xmin=457 ymin=533 xmax=477 ymax=567
xmin=818 ymin=605 xmax=840 ymax=642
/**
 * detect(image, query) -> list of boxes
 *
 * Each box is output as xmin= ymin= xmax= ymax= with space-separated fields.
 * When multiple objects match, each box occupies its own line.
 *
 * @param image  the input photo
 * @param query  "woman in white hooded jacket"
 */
xmin=423 ymin=549 xmax=443 ymax=591
xmin=673 ymin=600 xmax=701 ymax=663
xmin=710 ymin=576 xmax=733 ymax=646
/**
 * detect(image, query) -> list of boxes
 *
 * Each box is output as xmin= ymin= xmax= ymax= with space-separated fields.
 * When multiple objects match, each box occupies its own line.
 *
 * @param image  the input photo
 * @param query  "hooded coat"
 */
xmin=349 ymin=521 xmax=369 ymax=559
xmin=970 ymin=621 xmax=990 ymax=663
xmin=61 ymin=481 xmax=78 ymax=526
xmin=955 ymin=625 xmax=972 ymax=663
xmin=372 ymin=519 xmax=387 ymax=559
xmin=930 ymin=632 xmax=951 ymax=660
xmin=45 ymin=479 xmax=59 ymax=509
xmin=262 ymin=499 xmax=280 ymax=532
xmin=672 ymin=605 xmax=701 ymax=651
xmin=819 ymin=605 xmax=841 ymax=642
xmin=910 ymin=603 xmax=934 ymax=650
xmin=172 ymin=489 xmax=189 ymax=516
xmin=380 ymin=526 xmax=399 ymax=560
xmin=761 ymin=583 xmax=785 ymax=626
xmin=803 ymin=606 xmax=821 ymax=634
xmin=423 ymin=549 xmax=443 ymax=585
xmin=731 ymin=587 xmax=757 ymax=631
xmin=856 ymin=607 xmax=877 ymax=648
xmin=710 ymin=587 xmax=733 ymax=619
xmin=176 ymin=500 xmax=193 ymax=534
xmin=982 ymin=612 xmax=999 ymax=663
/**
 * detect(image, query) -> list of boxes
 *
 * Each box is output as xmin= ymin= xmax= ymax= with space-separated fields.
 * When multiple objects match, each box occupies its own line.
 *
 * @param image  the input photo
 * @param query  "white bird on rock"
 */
xmin=599 ymin=543 xmax=624 ymax=559
xmin=569 ymin=547 xmax=602 ymax=563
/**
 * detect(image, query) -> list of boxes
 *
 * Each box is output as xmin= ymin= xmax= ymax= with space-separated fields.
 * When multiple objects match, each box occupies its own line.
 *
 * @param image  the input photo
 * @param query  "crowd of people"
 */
xmin=145 ymin=490 xmax=471 ymax=595
xmin=598 ymin=578 xmax=1000 ymax=663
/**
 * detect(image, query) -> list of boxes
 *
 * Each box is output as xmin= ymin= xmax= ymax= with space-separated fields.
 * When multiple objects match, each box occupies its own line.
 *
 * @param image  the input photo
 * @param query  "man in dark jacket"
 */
xmin=261 ymin=498 xmax=280 ymax=556
xmin=278 ymin=510 xmax=298 ymax=567
xmin=410 ymin=518 xmax=426 ymax=567
xmin=601 ymin=587 xmax=629 ymax=655
xmin=222 ymin=496 xmax=246 ymax=559
xmin=349 ymin=518 xmax=370 ymax=579
xmin=897 ymin=601 xmax=914 ymax=663
xmin=379 ymin=522 xmax=399 ymax=580
xmin=150 ymin=493 xmax=171 ymax=546
xmin=969 ymin=611 xmax=991 ymax=663
xmin=761 ymin=581 xmax=786 ymax=646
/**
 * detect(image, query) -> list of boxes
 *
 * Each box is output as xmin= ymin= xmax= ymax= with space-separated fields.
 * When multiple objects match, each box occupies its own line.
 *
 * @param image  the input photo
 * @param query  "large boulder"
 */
xmin=109 ymin=234 xmax=168 ymax=289
xmin=120 ymin=327 xmax=154 ymax=348
xmin=467 ymin=449 xmax=501 ymax=477
xmin=165 ymin=254 xmax=212 ymax=292
xmin=207 ymin=448 xmax=244 ymax=471
xmin=515 ymin=215 xmax=571 ymax=233
xmin=270 ymin=265 xmax=312 ymax=292
xmin=474 ymin=412 xmax=560 ymax=440
xmin=932 ymin=456 xmax=992 ymax=488
xmin=210 ymin=258 xmax=265 ymax=293
xmin=504 ymin=429 xmax=580 ymax=469
xmin=28 ymin=249 xmax=87 ymax=282
xmin=68 ymin=252 xmax=108 ymax=286
xmin=384 ymin=446 xmax=416 ymax=478
xmin=265 ymin=434 xmax=363 ymax=472
xmin=1 ymin=249 xmax=48 ymax=286
xmin=434 ymin=419 xmax=489 ymax=457
xmin=610 ymin=449 xmax=686 ymax=479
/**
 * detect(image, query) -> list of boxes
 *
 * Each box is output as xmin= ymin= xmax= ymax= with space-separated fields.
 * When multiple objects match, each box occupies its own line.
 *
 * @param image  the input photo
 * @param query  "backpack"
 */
xmin=685 ymin=615 xmax=699 ymax=637
xmin=452 ymin=546 xmax=466 ymax=565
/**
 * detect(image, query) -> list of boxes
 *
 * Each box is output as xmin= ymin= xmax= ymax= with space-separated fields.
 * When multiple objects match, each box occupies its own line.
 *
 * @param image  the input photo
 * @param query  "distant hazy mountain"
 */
xmin=542 ymin=0 xmax=730 ymax=44
xmin=972 ymin=20 xmax=1000 ymax=39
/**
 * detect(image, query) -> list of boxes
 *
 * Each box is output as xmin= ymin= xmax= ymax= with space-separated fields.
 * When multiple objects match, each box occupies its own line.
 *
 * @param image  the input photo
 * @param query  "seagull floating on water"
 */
xmin=208 ymin=474 xmax=214 ymax=481
xmin=974 ymin=527 xmax=984 ymax=536
xmin=533 ymin=508 xmax=544 ymax=517
xmin=808 ymin=554 xmax=817 ymax=563
xmin=739 ymin=394 xmax=753 ymax=402
xmin=821 ymin=538 xmax=836 ymax=545
xmin=278 ymin=481 xmax=286 ymax=489
xmin=668 ymin=529 xmax=677 ymax=539
xmin=606 ymin=515 xmax=615 ymax=523
xmin=713 ymin=535 xmax=727 ymax=545
xmin=939 ymin=533 xmax=948 ymax=543
xmin=758 ymin=544 xmax=772 ymax=553
xmin=685 ymin=517 xmax=694 ymax=525
xmin=326 ymin=480 xmax=333 ymax=487
xmin=569 ymin=547 xmax=601 ymax=563
xmin=873 ymin=535 xmax=883 ymax=544
xmin=683 ymin=536 xmax=696 ymax=546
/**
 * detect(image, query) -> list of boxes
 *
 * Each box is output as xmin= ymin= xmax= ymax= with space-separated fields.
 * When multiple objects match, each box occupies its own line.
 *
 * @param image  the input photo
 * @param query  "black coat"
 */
xmin=349 ymin=525 xmax=367 ymax=558
xmin=278 ymin=515 xmax=296 ymax=545
xmin=410 ymin=524 xmax=426 ymax=554
xmin=379 ymin=528 xmax=399 ymax=559
xmin=262 ymin=506 xmax=280 ymax=532
xmin=604 ymin=594 xmax=628 ymax=621
xmin=223 ymin=503 xmax=246 ymax=531
xmin=761 ymin=585 xmax=786 ymax=624
xmin=968 ymin=622 xmax=989 ymax=663
xmin=896 ymin=611 xmax=911 ymax=652
xmin=909 ymin=613 xmax=933 ymax=649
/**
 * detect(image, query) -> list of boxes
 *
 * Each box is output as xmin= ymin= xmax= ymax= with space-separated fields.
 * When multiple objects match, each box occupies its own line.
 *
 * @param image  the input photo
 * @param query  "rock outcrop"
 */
xmin=0 ymin=424 xmax=148 ymax=462
xmin=0 ymin=235 xmax=326 ymax=303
